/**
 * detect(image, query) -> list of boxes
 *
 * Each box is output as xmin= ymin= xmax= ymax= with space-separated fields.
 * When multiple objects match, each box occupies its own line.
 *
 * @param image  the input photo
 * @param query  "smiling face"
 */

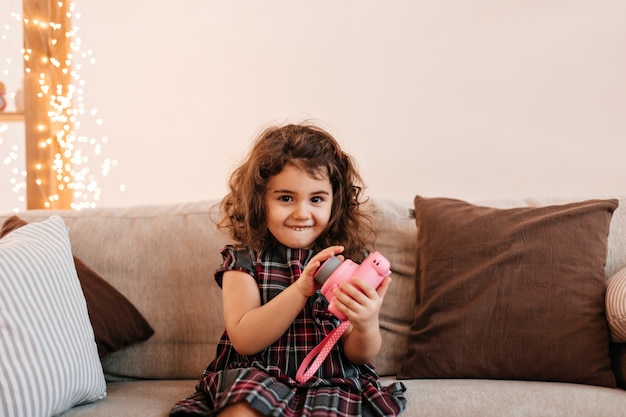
xmin=265 ymin=163 xmax=333 ymax=249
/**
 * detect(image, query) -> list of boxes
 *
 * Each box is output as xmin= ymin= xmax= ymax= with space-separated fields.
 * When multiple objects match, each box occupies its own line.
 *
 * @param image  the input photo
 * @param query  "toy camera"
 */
xmin=314 ymin=251 xmax=391 ymax=321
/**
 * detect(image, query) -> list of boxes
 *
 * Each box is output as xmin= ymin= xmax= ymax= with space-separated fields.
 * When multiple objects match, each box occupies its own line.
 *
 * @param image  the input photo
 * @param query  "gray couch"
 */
xmin=3 ymin=195 xmax=626 ymax=417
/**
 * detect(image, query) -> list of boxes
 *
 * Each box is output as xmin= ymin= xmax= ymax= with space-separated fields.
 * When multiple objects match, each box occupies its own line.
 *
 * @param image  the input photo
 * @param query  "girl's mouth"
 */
xmin=288 ymin=226 xmax=310 ymax=232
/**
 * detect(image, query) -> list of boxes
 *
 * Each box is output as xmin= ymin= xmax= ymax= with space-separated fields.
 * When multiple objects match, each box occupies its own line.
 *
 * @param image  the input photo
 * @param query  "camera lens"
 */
xmin=314 ymin=256 xmax=342 ymax=285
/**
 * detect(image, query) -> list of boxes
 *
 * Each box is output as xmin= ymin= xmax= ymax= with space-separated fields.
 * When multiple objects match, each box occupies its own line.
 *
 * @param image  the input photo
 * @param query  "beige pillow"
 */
xmin=607 ymin=267 xmax=626 ymax=342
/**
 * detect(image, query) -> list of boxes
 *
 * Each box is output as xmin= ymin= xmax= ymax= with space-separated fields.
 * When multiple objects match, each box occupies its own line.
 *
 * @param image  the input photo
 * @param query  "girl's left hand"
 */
xmin=331 ymin=275 xmax=391 ymax=332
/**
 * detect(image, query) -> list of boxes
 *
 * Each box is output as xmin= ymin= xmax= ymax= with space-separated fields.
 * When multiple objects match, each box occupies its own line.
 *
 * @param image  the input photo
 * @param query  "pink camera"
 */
xmin=314 ymin=251 xmax=391 ymax=321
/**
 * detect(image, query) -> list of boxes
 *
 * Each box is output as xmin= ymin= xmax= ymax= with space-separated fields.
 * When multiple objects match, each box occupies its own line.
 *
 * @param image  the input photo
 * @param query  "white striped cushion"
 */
xmin=0 ymin=216 xmax=106 ymax=417
xmin=607 ymin=267 xmax=626 ymax=342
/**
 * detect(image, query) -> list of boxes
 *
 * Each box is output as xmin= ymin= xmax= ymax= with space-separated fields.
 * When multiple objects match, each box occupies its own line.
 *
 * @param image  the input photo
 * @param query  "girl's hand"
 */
xmin=334 ymin=275 xmax=391 ymax=364
xmin=332 ymin=275 xmax=391 ymax=332
xmin=296 ymin=245 xmax=345 ymax=297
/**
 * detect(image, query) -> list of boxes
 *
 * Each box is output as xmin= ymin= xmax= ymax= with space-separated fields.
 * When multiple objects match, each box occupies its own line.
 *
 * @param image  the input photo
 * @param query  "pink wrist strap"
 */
xmin=296 ymin=320 xmax=351 ymax=384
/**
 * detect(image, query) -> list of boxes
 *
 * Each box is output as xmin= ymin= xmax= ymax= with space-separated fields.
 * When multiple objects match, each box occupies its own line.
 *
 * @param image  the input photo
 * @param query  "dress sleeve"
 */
xmin=214 ymin=245 xmax=256 ymax=288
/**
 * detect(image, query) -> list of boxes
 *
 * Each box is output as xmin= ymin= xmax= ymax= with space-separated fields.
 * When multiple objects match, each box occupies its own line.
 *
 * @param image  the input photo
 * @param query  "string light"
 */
xmin=1 ymin=1 xmax=118 ymax=211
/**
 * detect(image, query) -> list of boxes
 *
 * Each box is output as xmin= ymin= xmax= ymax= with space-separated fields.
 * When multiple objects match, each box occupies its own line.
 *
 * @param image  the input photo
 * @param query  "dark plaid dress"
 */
xmin=170 ymin=244 xmax=407 ymax=417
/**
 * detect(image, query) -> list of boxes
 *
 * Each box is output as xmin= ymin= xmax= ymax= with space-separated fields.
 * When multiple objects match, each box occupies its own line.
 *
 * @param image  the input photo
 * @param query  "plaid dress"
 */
xmin=170 ymin=244 xmax=407 ymax=416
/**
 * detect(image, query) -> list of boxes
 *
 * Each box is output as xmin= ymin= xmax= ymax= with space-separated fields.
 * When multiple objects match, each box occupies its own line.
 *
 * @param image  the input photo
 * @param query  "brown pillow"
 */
xmin=1 ymin=216 xmax=154 ymax=358
xmin=397 ymin=196 xmax=618 ymax=388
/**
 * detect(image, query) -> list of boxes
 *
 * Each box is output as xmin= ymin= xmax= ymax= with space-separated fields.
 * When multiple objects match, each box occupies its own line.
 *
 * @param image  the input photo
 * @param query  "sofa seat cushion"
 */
xmin=392 ymin=378 xmax=626 ymax=417
xmin=60 ymin=378 xmax=626 ymax=417
xmin=59 ymin=380 xmax=196 ymax=417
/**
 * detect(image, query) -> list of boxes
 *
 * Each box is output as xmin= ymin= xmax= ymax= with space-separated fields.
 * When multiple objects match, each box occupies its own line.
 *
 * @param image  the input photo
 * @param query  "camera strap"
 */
xmin=295 ymin=320 xmax=351 ymax=384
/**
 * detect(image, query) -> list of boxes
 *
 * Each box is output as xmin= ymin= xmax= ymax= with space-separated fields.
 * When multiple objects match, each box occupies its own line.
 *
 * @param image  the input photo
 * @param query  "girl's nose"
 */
xmin=293 ymin=204 xmax=312 ymax=220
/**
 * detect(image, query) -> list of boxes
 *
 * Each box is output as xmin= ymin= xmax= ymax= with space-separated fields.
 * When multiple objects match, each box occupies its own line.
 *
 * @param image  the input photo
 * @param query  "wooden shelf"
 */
xmin=0 ymin=112 xmax=25 ymax=122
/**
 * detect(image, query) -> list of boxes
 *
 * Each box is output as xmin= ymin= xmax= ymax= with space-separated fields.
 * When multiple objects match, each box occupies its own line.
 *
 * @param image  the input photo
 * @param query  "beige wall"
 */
xmin=2 ymin=1 xmax=626 ymax=211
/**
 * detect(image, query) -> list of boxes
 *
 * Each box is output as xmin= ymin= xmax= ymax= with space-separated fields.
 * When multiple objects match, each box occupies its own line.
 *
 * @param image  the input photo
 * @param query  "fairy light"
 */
xmin=1 ymin=2 xmax=120 ymax=212
xmin=0 ymin=0 xmax=119 ymax=211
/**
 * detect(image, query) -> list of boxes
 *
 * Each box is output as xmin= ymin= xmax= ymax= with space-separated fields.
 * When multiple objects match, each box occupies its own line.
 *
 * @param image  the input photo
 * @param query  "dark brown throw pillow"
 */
xmin=397 ymin=196 xmax=618 ymax=388
xmin=1 ymin=216 xmax=154 ymax=358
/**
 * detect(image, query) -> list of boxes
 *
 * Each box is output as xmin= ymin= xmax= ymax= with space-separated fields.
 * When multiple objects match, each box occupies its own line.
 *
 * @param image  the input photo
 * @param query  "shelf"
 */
xmin=0 ymin=112 xmax=25 ymax=122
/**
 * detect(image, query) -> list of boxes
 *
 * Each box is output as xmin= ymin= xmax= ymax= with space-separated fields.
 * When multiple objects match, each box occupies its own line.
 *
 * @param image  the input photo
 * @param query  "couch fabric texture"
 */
xmin=2 ymin=195 xmax=626 ymax=416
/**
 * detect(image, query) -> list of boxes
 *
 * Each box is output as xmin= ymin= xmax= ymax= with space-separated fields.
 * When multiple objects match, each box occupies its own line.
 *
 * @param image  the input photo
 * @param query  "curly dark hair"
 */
xmin=217 ymin=122 xmax=373 ymax=261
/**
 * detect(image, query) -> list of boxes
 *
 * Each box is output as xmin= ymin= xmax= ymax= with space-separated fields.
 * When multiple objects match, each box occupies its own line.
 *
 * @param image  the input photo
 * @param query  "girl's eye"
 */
xmin=278 ymin=195 xmax=293 ymax=202
xmin=311 ymin=196 xmax=324 ymax=204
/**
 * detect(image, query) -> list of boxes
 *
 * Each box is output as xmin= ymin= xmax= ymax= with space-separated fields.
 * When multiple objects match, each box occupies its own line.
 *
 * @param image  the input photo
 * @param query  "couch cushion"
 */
xmin=367 ymin=199 xmax=417 ymax=376
xmin=0 ymin=216 xmax=155 ymax=358
xmin=606 ymin=266 xmax=626 ymax=342
xmin=0 ymin=216 xmax=106 ymax=416
xmin=59 ymin=380 xmax=196 ymax=417
xmin=61 ymin=378 xmax=626 ymax=417
xmin=398 ymin=196 xmax=617 ymax=388
xmin=393 ymin=378 xmax=626 ymax=417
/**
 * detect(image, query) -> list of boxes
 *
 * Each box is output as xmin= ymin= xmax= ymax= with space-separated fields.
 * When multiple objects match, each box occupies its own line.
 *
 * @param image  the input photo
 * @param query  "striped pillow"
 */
xmin=0 ymin=216 xmax=106 ymax=416
xmin=607 ymin=267 xmax=626 ymax=342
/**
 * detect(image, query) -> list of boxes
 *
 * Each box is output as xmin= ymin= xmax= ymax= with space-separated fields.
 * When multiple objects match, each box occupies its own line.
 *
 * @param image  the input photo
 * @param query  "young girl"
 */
xmin=170 ymin=122 xmax=407 ymax=416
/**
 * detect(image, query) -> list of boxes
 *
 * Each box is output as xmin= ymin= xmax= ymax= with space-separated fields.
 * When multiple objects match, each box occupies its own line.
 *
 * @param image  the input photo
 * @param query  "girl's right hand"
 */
xmin=297 ymin=245 xmax=345 ymax=297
